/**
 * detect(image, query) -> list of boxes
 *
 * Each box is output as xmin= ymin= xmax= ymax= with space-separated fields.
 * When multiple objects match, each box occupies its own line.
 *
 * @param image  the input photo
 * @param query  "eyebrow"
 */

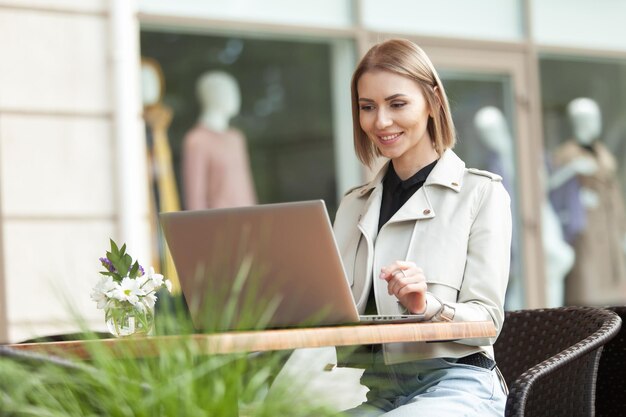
xmin=358 ymin=94 xmax=407 ymax=102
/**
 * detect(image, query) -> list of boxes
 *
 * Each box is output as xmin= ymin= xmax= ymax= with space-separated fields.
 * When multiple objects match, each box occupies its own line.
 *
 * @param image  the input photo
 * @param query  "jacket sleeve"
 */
xmin=423 ymin=179 xmax=512 ymax=346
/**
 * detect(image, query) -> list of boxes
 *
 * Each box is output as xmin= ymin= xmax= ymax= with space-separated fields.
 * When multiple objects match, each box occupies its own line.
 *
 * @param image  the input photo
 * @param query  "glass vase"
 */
xmin=105 ymin=302 xmax=154 ymax=337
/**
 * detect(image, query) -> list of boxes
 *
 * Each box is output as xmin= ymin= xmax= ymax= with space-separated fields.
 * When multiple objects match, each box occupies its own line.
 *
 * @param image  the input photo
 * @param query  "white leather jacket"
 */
xmin=333 ymin=149 xmax=512 ymax=365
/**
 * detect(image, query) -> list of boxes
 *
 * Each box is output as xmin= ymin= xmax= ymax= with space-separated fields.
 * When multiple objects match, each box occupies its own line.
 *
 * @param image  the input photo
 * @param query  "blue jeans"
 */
xmin=342 ymin=351 xmax=507 ymax=416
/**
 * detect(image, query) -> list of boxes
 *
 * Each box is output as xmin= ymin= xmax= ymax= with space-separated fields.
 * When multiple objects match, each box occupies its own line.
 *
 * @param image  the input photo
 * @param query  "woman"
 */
xmin=334 ymin=39 xmax=511 ymax=416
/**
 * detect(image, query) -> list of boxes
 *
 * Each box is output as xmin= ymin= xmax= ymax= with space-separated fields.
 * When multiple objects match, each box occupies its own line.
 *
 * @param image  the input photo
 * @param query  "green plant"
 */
xmin=0 ymin=293 xmax=341 ymax=416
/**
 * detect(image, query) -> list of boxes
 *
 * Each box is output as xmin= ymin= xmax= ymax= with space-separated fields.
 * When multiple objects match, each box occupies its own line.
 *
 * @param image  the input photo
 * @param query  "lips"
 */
xmin=377 ymin=132 xmax=403 ymax=143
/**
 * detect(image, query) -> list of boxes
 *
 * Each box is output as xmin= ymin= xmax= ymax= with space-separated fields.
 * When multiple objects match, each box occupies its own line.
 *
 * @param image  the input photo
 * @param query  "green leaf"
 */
xmin=110 ymin=238 xmax=119 ymax=254
xmin=100 ymin=271 xmax=123 ymax=282
xmin=106 ymin=250 xmax=120 ymax=264
xmin=103 ymin=238 xmax=138 ymax=278
xmin=115 ymin=254 xmax=131 ymax=277
xmin=129 ymin=261 xmax=139 ymax=279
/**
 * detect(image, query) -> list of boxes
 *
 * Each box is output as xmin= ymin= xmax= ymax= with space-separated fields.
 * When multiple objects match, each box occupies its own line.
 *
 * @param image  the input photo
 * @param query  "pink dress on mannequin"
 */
xmin=182 ymin=125 xmax=257 ymax=209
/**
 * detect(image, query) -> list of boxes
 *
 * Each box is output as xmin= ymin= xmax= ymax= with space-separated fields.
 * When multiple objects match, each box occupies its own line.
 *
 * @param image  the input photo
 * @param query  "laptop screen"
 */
xmin=159 ymin=200 xmax=359 ymax=331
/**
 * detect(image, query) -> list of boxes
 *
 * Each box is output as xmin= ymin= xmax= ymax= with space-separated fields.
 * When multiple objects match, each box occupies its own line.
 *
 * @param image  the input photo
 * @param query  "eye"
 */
xmin=390 ymin=101 xmax=407 ymax=109
xmin=359 ymin=104 xmax=375 ymax=111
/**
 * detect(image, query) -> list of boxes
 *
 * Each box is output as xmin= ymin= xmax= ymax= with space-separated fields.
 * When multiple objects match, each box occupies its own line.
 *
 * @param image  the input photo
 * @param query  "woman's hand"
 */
xmin=379 ymin=261 xmax=427 ymax=314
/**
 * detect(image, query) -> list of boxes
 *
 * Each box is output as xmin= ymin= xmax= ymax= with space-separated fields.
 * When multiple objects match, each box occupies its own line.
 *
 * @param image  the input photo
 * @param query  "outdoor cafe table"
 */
xmin=6 ymin=320 xmax=496 ymax=360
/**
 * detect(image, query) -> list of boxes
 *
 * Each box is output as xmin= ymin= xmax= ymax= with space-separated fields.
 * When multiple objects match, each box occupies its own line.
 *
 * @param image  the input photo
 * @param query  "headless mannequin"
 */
xmin=182 ymin=71 xmax=257 ymax=209
xmin=551 ymin=97 xmax=626 ymax=305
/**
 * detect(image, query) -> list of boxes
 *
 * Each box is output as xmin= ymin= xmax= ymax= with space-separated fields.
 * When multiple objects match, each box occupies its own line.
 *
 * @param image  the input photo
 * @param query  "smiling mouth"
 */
xmin=378 ymin=132 xmax=403 ymax=142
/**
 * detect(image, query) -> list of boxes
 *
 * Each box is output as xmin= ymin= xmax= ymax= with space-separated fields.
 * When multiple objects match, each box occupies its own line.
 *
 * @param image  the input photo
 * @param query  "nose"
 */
xmin=375 ymin=109 xmax=393 ymax=130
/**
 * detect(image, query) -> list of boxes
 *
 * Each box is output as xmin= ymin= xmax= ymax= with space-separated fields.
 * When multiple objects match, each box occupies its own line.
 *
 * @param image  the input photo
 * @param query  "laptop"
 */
xmin=159 ymin=200 xmax=422 ymax=331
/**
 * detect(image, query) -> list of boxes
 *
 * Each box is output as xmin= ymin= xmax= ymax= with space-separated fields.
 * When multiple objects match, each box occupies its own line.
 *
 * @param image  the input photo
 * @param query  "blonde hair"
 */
xmin=351 ymin=39 xmax=456 ymax=167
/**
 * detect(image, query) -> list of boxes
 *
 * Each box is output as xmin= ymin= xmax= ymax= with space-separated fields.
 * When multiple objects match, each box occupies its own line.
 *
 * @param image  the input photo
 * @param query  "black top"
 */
xmin=365 ymin=159 xmax=438 ymax=314
xmin=377 ymin=159 xmax=438 ymax=232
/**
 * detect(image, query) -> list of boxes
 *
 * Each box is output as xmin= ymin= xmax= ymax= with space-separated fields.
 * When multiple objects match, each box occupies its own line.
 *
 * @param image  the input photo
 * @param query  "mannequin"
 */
xmin=142 ymin=58 xmax=180 ymax=213
xmin=473 ymin=107 xmax=522 ymax=308
xmin=549 ymin=99 xmax=600 ymax=192
xmin=182 ymin=71 xmax=257 ymax=209
xmin=141 ymin=57 xmax=181 ymax=292
xmin=473 ymin=106 xmax=575 ymax=307
xmin=540 ymin=167 xmax=575 ymax=307
xmin=551 ymin=97 xmax=626 ymax=305
xmin=473 ymin=107 xmax=514 ymax=184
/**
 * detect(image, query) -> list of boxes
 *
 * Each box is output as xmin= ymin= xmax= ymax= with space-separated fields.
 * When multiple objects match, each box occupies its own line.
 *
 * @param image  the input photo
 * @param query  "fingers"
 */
xmin=379 ymin=260 xmax=418 ymax=281
xmin=379 ymin=261 xmax=426 ymax=298
xmin=387 ymin=270 xmax=408 ymax=295
xmin=388 ymin=272 xmax=425 ymax=297
xmin=397 ymin=281 xmax=427 ymax=298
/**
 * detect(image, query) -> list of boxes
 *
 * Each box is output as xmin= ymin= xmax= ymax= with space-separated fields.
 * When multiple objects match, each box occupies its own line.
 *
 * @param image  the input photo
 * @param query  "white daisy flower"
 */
xmin=143 ymin=292 xmax=157 ymax=309
xmin=138 ymin=274 xmax=156 ymax=293
xmin=112 ymin=277 xmax=146 ymax=305
xmin=147 ymin=267 xmax=165 ymax=287
xmin=91 ymin=276 xmax=118 ymax=309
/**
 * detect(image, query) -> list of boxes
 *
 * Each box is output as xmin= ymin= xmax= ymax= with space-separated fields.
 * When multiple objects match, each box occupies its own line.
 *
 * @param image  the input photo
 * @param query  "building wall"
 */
xmin=0 ymin=0 xmax=149 ymax=342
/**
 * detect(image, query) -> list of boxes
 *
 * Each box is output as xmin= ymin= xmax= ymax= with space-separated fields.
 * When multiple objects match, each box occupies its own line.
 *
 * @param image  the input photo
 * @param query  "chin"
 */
xmin=377 ymin=148 xmax=402 ymax=160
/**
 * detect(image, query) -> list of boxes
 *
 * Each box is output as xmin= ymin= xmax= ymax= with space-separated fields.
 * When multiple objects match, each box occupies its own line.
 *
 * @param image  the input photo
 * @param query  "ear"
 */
xmin=433 ymin=85 xmax=442 ymax=102
xmin=431 ymin=85 xmax=443 ymax=116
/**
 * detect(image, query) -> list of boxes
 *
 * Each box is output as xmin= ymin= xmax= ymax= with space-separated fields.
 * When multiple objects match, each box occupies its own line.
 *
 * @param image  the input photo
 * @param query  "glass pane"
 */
xmin=140 ymin=31 xmax=339 ymax=214
xmin=441 ymin=72 xmax=524 ymax=310
xmin=140 ymin=31 xmax=345 ymax=284
xmin=540 ymin=56 xmax=626 ymax=307
xmin=361 ymin=0 xmax=524 ymax=41
xmin=138 ymin=0 xmax=353 ymax=29
xmin=532 ymin=0 xmax=626 ymax=51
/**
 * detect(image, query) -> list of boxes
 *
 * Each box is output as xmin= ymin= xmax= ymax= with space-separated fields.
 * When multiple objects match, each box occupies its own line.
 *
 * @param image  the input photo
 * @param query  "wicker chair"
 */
xmin=494 ymin=306 xmax=621 ymax=417
xmin=595 ymin=306 xmax=626 ymax=417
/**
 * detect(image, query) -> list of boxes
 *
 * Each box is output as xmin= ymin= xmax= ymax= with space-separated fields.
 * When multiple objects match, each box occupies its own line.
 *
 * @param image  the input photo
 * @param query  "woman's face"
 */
xmin=357 ymin=70 xmax=434 ymax=165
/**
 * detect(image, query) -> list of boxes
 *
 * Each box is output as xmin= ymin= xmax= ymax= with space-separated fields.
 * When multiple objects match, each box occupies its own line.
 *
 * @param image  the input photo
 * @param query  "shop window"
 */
xmin=140 ymin=31 xmax=338 ymax=214
xmin=540 ymin=56 xmax=626 ymax=307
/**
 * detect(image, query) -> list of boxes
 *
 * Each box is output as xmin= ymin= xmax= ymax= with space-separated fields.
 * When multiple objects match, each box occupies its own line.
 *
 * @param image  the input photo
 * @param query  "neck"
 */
xmin=392 ymin=145 xmax=439 ymax=180
xmin=199 ymin=112 xmax=229 ymax=132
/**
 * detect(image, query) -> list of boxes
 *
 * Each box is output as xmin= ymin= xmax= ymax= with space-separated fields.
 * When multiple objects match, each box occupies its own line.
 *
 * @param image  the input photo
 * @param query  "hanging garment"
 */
xmin=552 ymin=140 xmax=626 ymax=305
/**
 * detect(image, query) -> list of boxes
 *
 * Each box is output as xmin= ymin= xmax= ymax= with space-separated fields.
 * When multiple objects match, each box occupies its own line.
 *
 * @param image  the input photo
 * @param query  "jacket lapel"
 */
xmin=386 ymin=149 xmax=466 ymax=224
xmin=353 ymin=149 xmax=466 ymax=230
xmin=389 ymin=187 xmax=435 ymax=223
xmin=357 ymin=189 xmax=382 ymax=243
xmin=356 ymin=164 xmax=387 ymax=243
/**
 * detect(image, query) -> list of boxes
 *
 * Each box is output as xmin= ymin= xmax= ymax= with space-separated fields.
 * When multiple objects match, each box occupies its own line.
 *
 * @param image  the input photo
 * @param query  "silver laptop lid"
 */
xmin=159 ymin=200 xmax=359 ymax=331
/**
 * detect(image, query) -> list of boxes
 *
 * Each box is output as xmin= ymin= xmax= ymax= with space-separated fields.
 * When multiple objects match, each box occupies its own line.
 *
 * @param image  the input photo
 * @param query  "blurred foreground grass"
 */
xmin=0 ymin=293 xmax=342 ymax=417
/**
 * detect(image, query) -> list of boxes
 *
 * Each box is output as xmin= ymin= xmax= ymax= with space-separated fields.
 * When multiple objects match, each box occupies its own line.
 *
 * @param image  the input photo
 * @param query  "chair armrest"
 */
xmin=506 ymin=309 xmax=621 ymax=417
